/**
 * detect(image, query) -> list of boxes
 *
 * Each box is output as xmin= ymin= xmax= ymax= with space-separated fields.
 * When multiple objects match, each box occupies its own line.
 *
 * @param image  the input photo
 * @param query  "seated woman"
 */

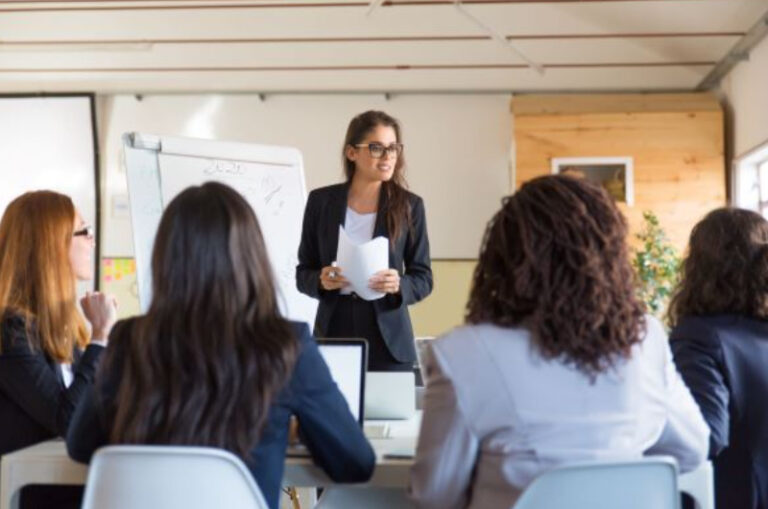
xmin=410 ymin=175 xmax=709 ymax=509
xmin=668 ymin=207 xmax=768 ymax=509
xmin=67 ymin=182 xmax=375 ymax=509
xmin=0 ymin=190 xmax=117 ymax=456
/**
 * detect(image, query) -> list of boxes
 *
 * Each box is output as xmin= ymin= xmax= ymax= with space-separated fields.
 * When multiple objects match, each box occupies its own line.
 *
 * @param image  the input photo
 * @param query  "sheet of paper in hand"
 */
xmin=336 ymin=225 xmax=389 ymax=301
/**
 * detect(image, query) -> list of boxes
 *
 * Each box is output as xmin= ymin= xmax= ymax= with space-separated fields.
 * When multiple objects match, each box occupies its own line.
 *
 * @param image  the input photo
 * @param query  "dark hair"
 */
xmin=466 ymin=175 xmax=646 ymax=379
xmin=342 ymin=110 xmax=411 ymax=244
xmin=105 ymin=182 xmax=297 ymax=458
xmin=668 ymin=207 xmax=768 ymax=325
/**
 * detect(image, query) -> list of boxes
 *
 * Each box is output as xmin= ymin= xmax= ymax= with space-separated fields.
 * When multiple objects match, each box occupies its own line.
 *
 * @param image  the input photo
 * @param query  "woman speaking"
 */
xmin=296 ymin=110 xmax=433 ymax=371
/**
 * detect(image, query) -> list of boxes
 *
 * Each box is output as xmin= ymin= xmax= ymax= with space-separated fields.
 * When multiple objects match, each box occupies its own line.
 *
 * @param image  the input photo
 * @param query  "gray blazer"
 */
xmin=410 ymin=318 xmax=709 ymax=509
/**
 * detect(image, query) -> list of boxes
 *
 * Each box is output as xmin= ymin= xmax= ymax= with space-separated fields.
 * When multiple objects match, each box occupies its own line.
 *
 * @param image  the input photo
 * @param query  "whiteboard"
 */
xmin=123 ymin=132 xmax=318 ymax=328
xmin=0 ymin=94 xmax=98 ymax=290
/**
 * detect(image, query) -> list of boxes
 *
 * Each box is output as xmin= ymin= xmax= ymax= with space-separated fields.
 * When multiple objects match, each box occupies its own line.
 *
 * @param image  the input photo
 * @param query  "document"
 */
xmin=336 ymin=225 xmax=389 ymax=301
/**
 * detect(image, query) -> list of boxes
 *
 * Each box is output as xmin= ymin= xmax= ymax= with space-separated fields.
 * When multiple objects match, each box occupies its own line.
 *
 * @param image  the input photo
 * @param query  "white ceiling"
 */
xmin=0 ymin=0 xmax=766 ymax=93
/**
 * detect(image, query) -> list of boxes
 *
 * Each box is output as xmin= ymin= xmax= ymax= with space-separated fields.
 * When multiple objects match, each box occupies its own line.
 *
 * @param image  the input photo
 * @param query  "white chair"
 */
xmin=513 ymin=457 xmax=680 ymax=509
xmin=80 ymin=445 xmax=269 ymax=509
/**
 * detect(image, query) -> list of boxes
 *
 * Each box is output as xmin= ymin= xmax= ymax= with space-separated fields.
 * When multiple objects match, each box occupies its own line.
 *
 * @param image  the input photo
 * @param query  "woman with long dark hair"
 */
xmin=669 ymin=207 xmax=768 ymax=509
xmin=296 ymin=110 xmax=433 ymax=371
xmin=410 ymin=175 xmax=708 ymax=509
xmin=67 ymin=182 xmax=374 ymax=509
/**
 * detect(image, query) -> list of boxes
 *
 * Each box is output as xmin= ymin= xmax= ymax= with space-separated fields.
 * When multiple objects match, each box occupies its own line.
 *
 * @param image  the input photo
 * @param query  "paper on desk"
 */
xmin=336 ymin=225 xmax=389 ymax=301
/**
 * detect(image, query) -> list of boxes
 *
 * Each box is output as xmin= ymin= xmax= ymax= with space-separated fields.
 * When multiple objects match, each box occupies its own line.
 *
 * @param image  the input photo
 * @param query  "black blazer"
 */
xmin=0 ymin=312 xmax=104 ymax=456
xmin=670 ymin=314 xmax=768 ymax=509
xmin=66 ymin=319 xmax=375 ymax=509
xmin=296 ymin=183 xmax=433 ymax=363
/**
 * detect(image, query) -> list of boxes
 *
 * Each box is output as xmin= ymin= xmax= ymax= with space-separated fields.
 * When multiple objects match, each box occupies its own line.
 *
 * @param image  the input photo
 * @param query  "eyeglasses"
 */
xmin=73 ymin=225 xmax=95 ymax=239
xmin=354 ymin=142 xmax=403 ymax=159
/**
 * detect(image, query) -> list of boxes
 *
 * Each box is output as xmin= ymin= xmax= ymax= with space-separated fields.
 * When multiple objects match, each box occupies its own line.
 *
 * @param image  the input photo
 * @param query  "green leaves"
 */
xmin=632 ymin=211 xmax=681 ymax=322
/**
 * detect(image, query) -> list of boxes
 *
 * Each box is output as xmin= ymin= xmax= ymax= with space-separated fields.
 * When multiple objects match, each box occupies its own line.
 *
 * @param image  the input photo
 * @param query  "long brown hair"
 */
xmin=0 ymin=191 xmax=88 ymax=362
xmin=668 ymin=207 xmax=768 ymax=326
xmin=466 ymin=175 xmax=645 ymax=378
xmin=105 ymin=182 xmax=298 ymax=458
xmin=343 ymin=110 xmax=412 ymax=244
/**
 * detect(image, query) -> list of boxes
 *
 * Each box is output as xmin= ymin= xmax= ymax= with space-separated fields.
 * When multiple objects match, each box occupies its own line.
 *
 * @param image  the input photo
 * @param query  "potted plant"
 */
xmin=632 ymin=211 xmax=681 ymax=322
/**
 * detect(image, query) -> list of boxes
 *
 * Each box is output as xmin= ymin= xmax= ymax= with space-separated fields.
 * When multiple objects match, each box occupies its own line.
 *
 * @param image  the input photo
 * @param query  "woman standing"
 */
xmin=669 ymin=208 xmax=768 ymax=509
xmin=296 ymin=110 xmax=432 ymax=371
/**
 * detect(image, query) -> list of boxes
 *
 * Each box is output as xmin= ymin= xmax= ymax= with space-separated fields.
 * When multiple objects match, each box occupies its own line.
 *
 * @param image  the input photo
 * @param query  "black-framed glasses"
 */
xmin=354 ymin=142 xmax=403 ymax=159
xmin=73 ymin=225 xmax=95 ymax=239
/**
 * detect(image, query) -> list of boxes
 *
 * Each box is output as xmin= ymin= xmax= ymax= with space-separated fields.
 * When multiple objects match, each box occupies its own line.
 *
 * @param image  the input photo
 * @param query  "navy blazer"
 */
xmin=66 ymin=319 xmax=375 ymax=509
xmin=296 ymin=183 xmax=433 ymax=363
xmin=0 ymin=312 xmax=104 ymax=456
xmin=671 ymin=314 xmax=768 ymax=509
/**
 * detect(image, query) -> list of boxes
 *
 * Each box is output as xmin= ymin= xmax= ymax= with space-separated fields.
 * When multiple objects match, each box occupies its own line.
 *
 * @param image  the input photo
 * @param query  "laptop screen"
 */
xmin=317 ymin=339 xmax=367 ymax=426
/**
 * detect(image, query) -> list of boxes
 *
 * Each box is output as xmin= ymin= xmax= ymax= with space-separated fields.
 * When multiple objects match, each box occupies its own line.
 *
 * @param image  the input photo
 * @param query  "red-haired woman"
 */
xmin=0 ymin=190 xmax=117 ymax=507
xmin=410 ymin=175 xmax=708 ymax=508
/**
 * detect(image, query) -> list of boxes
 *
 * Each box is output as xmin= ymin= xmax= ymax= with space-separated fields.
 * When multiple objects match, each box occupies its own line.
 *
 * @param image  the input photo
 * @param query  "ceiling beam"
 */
xmin=0 ymin=0 xmax=716 ymax=13
xmin=696 ymin=8 xmax=768 ymax=90
xmin=0 ymin=61 xmax=716 ymax=73
xmin=0 ymin=32 xmax=744 ymax=46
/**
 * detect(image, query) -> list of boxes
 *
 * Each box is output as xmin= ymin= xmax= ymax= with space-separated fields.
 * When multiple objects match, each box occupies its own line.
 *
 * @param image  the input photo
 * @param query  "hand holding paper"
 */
xmin=369 ymin=269 xmax=400 ymax=294
xmin=336 ymin=225 xmax=389 ymax=301
xmin=320 ymin=261 xmax=349 ymax=291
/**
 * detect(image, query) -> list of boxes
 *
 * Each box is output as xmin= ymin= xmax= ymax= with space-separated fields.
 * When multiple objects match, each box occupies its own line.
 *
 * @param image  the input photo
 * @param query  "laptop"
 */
xmin=364 ymin=371 xmax=416 ymax=420
xmin=316 ymin=338 xmax=368 ymax=426
xmin=287 ymin=338 xmax=367 ymax=457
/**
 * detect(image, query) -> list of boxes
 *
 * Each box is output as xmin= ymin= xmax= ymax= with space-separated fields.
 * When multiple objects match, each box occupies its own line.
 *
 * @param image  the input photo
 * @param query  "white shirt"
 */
xmin=340 ymin=207 xmax=377 ymax=295
xmin=59 ymin=363 xmax=73 ymax=387
xmin=60 ymin=341 xmax=106 ymax=387
xmin=410 ymin=316 xmax=709 ymax=509
xmin=344 ymin=207 xmax=376 ymax=244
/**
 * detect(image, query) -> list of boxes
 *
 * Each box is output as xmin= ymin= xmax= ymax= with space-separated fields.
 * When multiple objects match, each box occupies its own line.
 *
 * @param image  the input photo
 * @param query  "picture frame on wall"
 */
xmin=551 ymin=156 xmax=635 ymax=207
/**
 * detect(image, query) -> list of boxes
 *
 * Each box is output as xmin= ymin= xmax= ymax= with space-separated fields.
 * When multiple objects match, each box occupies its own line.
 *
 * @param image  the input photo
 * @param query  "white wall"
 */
xmin=98 ymin=93 xmax=512 ymax=259
xmin=721 ymin=35 xmax=768 ymax=158
xmin=0 ymin=96 xmax=96 ymax=229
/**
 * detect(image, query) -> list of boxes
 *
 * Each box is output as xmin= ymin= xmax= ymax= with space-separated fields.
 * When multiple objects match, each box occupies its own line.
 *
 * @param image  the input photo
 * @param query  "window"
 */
xmin=759 ymin=159 xmax=768 ymax=217
xmin=733 ymin=142 xmax=768 ymax=217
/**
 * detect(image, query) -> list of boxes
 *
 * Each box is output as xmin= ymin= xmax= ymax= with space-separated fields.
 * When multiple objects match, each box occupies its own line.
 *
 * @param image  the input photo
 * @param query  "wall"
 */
xmin=97 ymin=93 xmax=511 ymax=336
xmin=409 ymin=260 xmax=476 ymax=338
xmin=512 ymin=93 xmax=726 ymax=251
xmin=98 ymin=93 xmax=511 ymax=259
xmin=720 ymin=35 xmax=768 ymax=159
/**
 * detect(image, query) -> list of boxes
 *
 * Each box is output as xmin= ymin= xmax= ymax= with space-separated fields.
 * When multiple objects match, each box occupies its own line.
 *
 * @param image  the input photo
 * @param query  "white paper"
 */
xmin=336 ymin=225 xmax=389 ymax=301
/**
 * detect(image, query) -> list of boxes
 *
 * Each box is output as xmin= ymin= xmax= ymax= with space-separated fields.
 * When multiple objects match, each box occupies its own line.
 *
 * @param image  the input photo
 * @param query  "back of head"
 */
xmin=669 ymin=207 xmax=768 ymax=324
xmin=108 ymin=182 xmax=298 ymax=458
xmin=466 ymin=175 xmax=645 ymax=378
xmin=0 ymin=190 xmax=87 ymax=361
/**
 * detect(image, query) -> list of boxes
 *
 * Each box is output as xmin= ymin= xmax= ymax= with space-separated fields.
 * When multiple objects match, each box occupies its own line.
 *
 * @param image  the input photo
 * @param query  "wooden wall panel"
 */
xmin=513 ymin=95 xmax=725 ymax=251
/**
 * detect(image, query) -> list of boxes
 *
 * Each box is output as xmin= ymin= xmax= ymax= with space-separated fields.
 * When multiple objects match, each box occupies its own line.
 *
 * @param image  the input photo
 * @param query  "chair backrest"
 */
xmin=513 ymin=456 xmax=680 ymax=509
xmin=81 ymin=445 xmax=269 ymax=509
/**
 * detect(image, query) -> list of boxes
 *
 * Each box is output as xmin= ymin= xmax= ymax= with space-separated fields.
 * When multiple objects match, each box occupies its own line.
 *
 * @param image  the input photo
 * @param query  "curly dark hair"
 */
xmin=466 ymin=174 xmax=646 ymax=379
xmin=668 ymin=207 xmax=768 ymax=326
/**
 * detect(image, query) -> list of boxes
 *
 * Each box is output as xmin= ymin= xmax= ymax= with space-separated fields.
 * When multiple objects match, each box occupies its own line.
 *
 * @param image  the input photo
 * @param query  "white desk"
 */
xmin=0 ymin=414 xmax=714 ymax=509
xmin=0 ymin=417 xmax=421 ymax=509
xmin=0 ymin=440 xmax=87 ymax=509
